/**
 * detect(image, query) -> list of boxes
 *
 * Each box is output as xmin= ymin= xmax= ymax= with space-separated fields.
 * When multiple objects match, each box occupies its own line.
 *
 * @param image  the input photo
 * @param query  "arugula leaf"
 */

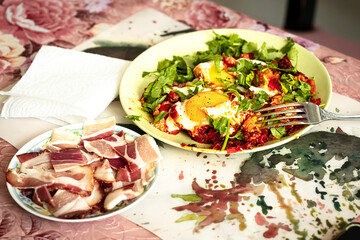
xmin=281 ymin=37 xmax=295 ymax=54
xmin=229 ymin=130 xmax=243 ymax=140
xmin=282 ymin=93 xmax=295 ymax=103
xmin=207 ymin=116 xmax=229 ymax=135
xmin=270 ymin=126 xmax=287 ymax=139
xmin=124 ymin=114 xmax=142 ymax=121
xmin=142 ymin=95 xmax=167 ymax=113
xmin=154 ymin=111 xmax=168 ymax=123
xmin=238 ymin=98 xmax=252 ymax=111
xmin=206 ymin=31 xmax=246 ymax=57
xmin=229 ymin=59 xmax=257 ymax=74
xmin=207 ymin=115 xmax=232 ymax=151
xmin=242 ymin=42 xmax=257 ymax=54
xmin=175 ymin=86 xmax=201 ymax=101
xmin=251 ymin=91 xmax=269 ymax=110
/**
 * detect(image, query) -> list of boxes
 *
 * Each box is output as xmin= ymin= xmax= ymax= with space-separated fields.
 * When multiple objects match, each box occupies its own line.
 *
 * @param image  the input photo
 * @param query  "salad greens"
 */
xmin=138 ymin=31 xmax=318 ymax=150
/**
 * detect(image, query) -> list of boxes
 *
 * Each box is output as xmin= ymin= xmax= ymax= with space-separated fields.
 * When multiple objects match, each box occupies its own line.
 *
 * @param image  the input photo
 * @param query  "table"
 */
xmin=1 ymin=1 xmax=360 ymax=239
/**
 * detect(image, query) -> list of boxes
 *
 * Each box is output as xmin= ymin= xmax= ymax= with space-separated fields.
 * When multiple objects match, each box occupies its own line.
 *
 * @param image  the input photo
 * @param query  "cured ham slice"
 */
xmin=45 ymin=128 xmax=80 ymax=150
xmin=107 ymin=157 xmax=127 ymax=169
xmin=94 ymin=159 xmax=115 ymax=183
xmin=83 ymin=181 xmax=103 ymax=207
xmin=82 ymin=116 xmax=115 ymax=141
xmin=79 ymin=146 xmax=101 ymax=164
xmin=18 ymin=151 xmax=52 ymax=172
xmin=49 ymin=190 xmax=91 ymax=218
xmin=104 ymin=180 xmax=144 ymax=210
xmin=83 ymin=131 xmax=126 ymax=159
xmin=115 ymin=165 xmax=141 ymax=183
xmin=114 ymin=162 xmax=156 ymax=190
xmin=33 ymin=186 xmax=55 ymax=207
xmin=6 ymin=166 xmax=56 ymax=189
xmin=50 ymin=148 xmax=85 ymax=172
xmin=52 ymin=166 xmax=94 ymax=196
xmin=114 ymin=134 xmax=162 ymax=172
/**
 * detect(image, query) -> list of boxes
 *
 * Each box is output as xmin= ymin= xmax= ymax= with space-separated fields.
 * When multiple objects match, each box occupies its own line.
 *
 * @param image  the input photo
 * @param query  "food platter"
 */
xmin=119 ymin=29 xmax=332 ymax=154
xmin=6 ymin=124 xmax=160 ymax=222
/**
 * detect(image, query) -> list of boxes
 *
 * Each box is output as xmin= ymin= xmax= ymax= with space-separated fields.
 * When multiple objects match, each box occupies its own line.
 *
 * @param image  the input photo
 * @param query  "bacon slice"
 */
xmin=83 ymin=181 xmax=103 ymax=207
xmin=52 ymin=166 xmax=94 ymax=196
xmin=82 ymin=116 xmax=115 ymax=141
xmin=94 ymin=159 xmax=115 ymax=183
xmin=45 ymin=128 xmax=81 ymax=150
xmin=114 ymin=134 xmax=162 ymax=172
xmin=49 ymin=190 xmax=91 ymax=218
xmin=18 ymin=151 xmax=52 ymax=172
xmin=80 ymin=148 xmax=101 ymax=164
xmin=115 ymin=165 xmax=141 ymax=183
xmin=107 ymin=157 xmax=127 ymax=169
xmin=32 ymin=186 xmax=55 ymax=207
xmin=6 ymin=167 xmax=56 ymax=189
xmin=103 ymin=180 xmax=144 ymax=210
xmin=83 ymin=131 xmax=126 ymax=159
xmin=50 ymin=148 xmax=85 ymax=172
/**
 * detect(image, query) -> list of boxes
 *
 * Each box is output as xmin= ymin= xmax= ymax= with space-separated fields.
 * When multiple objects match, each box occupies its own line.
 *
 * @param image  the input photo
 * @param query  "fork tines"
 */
xmin=255 ymin=102 xmax=308 ymax=127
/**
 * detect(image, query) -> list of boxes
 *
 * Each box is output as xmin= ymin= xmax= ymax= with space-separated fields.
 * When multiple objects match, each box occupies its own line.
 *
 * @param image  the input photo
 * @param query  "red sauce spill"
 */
xmin=178 ymin=171 xmax=184 ymax=180
xmin=203 ymin=155 xmax=207 ymax=159
xmin=212 ymin=170 xmax=217 ymax=174
xmin=255 ymin=212 xmax=269 ymax=226
xmin=196 ymin=152 xmax=201 ymax=157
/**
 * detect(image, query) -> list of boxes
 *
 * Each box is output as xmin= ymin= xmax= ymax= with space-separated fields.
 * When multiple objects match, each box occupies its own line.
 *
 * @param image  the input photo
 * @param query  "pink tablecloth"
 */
xmin=1 ymin=0 xmax=360 ymax=239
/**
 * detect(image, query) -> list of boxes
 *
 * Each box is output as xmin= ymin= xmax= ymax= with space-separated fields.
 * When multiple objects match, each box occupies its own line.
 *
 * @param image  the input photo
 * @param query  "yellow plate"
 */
xmin=119 ymin=29 xmax=332 ymax=154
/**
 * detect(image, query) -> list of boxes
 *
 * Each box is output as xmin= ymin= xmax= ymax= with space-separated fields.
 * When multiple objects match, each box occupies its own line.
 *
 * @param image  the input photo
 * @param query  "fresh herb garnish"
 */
xmin=124 ymin=114 xmax=142 ymax=121
xmin=154 ymin=111 xmax=168 ymax=123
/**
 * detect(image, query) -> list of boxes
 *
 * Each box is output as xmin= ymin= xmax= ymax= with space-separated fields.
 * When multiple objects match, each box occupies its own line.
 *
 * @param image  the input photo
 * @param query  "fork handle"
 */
xmin=328 ymin=113 xmax=360 ymax=121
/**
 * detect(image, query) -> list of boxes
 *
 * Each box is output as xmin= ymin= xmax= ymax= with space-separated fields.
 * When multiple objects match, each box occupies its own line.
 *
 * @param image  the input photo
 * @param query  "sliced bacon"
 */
xmin=115 ymin=165 xmax=141 ymax=183
xmin=82 ymin=116 xmax=115 ymax=141
xmin=18 ymin=151 xmax=52 ymax=172
xmin=32 ymin=186 xmax=55 ymax=207
xmin=83 ymin=131 xmax=126 ymax=159
xmin=82 ymin=181 xmax=103 ymax=207
xmin=6 ymin=167 xmax=56 ymax=189
xmin=135 ymin=135 xmax=162 ymax=164
xmin=80 ymin=147 xmax=101 ymax=164
xmin=50 ymin=148 xmax=85 ymax=172
xmin=107 ymin=157 xmax=127 ymax=169
xmin=45 ymin=128 xmax=81 ymax=150
xmin=52 ymin=166 xmax=94 ymax=196
xmin=49 ymin=190 xmax=91 ymax=218
xmin=103 ymin=180 xmax=144 ymax=210
xmin=94 ymin=159 xmax=115 ymax=183
xmin=114 ymin=163 xmax=155 ymax=190
xmin=113 ymin=134 xmax=161 ymax=172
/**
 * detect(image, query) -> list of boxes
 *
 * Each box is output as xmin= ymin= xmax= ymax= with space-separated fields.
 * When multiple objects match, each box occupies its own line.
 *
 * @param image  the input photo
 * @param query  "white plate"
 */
xmin=6 ymin=124 xmax=160 ymax=222
xmin=120 ymin=29 xmax=332 ymax=154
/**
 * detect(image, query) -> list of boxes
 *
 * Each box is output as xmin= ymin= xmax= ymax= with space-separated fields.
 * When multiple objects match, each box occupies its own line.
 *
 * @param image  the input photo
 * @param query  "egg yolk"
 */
xmin=205 ymin=64 xmax=235 ymax=87
xmin=185 ymin=91 xmax=229 ymax=122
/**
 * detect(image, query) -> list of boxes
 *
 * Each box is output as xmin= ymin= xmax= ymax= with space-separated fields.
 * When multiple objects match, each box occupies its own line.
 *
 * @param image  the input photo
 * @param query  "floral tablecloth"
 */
xmin=1 ymin=1 xmax=360 ymax=239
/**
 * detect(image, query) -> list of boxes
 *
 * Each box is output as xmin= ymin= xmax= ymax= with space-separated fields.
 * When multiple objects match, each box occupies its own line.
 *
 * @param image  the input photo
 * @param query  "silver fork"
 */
xmin=255 ymin=102 xmax=360 ymax=127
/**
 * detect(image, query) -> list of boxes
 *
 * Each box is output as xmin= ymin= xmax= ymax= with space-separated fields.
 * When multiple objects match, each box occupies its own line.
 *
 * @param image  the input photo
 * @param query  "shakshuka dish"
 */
xmin=140 ymin=32 xmax=321 ymax=153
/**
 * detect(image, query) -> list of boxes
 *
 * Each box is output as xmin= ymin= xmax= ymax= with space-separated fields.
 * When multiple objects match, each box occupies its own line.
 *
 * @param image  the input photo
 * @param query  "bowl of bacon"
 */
xmin=6 ymin=116 xmax=161 ymax=222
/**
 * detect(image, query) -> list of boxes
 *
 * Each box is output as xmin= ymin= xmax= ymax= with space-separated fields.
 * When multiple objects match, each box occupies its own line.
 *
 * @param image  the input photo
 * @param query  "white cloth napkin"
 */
xmin=0 ymin=46 xmax=130 ymax=125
